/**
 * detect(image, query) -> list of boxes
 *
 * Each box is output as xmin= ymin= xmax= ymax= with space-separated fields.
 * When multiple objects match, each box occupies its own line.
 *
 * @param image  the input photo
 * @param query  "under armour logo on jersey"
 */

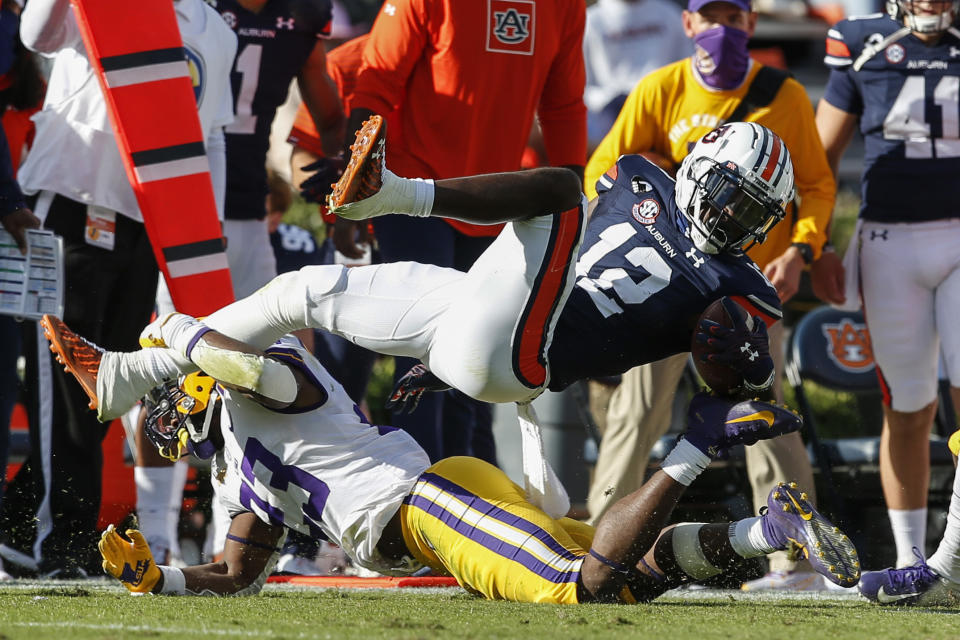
xmin=869 ymin=230 xmax=888 ymax=241
xmin=487 ymin=1 xmax=535 ymax=55
xmin=383 ymin=2 xmax=397 ymax=16
xmin=276 ymin=16 xmax=295 ymax=29
xmin=741 ymin=342 xmax=758 ymax=362
xmin=951 ymin=46 xmax=960 ymax=57
xmin=686 ymin=247 xmax=704 ymax=269
xmin=631 ymin=177 xmax=653 ymax=193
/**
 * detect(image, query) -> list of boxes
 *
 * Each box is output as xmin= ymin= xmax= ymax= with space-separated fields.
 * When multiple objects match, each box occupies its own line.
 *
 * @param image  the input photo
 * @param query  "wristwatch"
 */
xmin=791 ymin=242 xmax=814 ymax=265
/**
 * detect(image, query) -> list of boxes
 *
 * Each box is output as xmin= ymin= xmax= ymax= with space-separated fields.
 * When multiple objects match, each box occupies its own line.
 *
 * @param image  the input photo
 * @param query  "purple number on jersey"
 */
xmin=239 ymin=437 xmax=330 ymax=537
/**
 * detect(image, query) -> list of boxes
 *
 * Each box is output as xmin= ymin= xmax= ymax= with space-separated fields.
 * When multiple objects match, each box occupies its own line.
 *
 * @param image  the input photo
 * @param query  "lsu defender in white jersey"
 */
xmin=43 ymin=314 xmax=858 ymax=602
xmin=210 ymin=337 xmax=430 ymax=574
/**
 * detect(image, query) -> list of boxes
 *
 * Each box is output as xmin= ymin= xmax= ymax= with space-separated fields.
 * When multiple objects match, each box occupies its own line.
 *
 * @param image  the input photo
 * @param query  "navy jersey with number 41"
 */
xmin=824 ymin=15 xmax=960 ymax=222
xmin=212 ymin=0 xmax=332 ymax=220
xmin=547 ymin=155 xmax=782 ymax=391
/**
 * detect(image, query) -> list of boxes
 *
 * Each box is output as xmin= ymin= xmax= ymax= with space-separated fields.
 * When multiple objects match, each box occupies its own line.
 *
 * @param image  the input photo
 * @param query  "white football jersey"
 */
xmin=212 ymin=337 xmax=430 ymax=574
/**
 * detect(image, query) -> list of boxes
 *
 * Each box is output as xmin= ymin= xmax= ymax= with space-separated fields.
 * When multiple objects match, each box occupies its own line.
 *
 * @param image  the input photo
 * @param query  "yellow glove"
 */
xmin=98 ymin=525 xmax=162 ymax=594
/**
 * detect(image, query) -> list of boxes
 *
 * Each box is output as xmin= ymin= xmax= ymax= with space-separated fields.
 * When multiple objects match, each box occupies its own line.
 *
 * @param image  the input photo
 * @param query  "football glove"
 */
xmin=385 ymin=364 xmax=451 ymax=414
xmin=99 ymin=525 xmax=162 ymax=594
xmin=694 ymin=297 xmax=775 ymax=392
xmin=299 ymin=156 xmax=346 ymax=204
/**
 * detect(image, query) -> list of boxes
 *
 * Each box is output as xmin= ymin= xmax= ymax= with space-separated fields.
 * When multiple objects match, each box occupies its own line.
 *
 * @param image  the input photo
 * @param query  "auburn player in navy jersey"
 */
xmin=101 ymin=120 xmax=791 ymax=521
xmin=213 ymin=0 xmax=344 ymax=298
xmin=817 ymin=0 xmax=960 ymax=577
xmin=129 ymin=119 xmax=788 ymax=409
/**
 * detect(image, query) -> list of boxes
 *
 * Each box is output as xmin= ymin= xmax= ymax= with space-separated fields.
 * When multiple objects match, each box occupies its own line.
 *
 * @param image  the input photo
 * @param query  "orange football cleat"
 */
xmin=327 ymin=115 xmax=385 ymax=209
xmin=40 ymin=314 xmax=102 ymax=411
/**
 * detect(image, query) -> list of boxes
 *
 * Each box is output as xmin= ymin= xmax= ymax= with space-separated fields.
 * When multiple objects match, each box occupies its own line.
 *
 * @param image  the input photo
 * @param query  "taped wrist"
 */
xmin=157 ymin=565 xmax=186 ymax=595
xmin=743 ymin=358 xmax=775 ymax=392
xmin=661 ymin=438 xmax=711 ymax=486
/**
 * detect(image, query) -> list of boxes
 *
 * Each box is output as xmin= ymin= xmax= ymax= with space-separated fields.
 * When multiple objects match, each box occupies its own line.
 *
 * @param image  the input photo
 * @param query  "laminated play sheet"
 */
xmin=0 ymin=228 xmax=63 ymax=320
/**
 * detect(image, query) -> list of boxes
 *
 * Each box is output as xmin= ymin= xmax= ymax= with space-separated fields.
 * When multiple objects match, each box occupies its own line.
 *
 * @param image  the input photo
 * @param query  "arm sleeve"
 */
xmin=773 ymin=80 xmax=836 ymax=259
xmin=207 ymin=128 xmax=227 ymax=220
xmin=584 ymin=80 xmax=659 ymax=199
xmin=20 ymin=0 xmax=80 ymax=53
xmin=538 ymin=0 xmax=588 ymax=170
xmin=350 ymin=0 xmax=427 ymax=116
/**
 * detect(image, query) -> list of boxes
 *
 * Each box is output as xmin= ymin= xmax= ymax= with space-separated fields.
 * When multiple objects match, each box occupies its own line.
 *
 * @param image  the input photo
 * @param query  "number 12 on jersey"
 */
xmin=575 ymin=222 xmax=672 ymax=318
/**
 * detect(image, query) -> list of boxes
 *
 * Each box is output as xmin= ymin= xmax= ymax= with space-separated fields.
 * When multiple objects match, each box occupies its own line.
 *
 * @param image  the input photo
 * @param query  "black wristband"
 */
xmin=791 ymin=242 xmax=814 ymax=265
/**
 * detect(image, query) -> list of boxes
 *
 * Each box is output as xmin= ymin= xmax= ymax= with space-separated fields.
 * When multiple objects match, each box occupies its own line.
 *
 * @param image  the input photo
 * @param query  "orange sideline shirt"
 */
xmin=289 ymin=35 xmax=372 ymax=157
xmin=351 ymin=0 xmax=587 ymax=236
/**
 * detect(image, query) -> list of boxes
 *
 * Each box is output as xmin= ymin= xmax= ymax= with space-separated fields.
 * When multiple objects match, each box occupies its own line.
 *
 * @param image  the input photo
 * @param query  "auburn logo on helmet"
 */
xmin=487 ymin=0 xmax=535 ymax=55
xmin=822 ymin=319 xmax=875 ymax=373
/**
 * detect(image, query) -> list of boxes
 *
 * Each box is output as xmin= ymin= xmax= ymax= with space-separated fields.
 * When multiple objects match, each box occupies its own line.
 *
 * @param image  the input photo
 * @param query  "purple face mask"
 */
xmin=693 ymin=25 xmax=750 ymax=90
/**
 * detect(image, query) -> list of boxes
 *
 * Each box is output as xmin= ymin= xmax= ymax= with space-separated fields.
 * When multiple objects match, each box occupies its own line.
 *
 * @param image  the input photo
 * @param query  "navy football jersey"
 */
xmin=270 ymin=223 xmax=321 ymax=274
xmin=213 ymin=0 xmax=332 ymax=220
xmin=547 ymin=155 xmax=782 ymax=391
xmin=824 ymin=15 xmax=960 ymax=222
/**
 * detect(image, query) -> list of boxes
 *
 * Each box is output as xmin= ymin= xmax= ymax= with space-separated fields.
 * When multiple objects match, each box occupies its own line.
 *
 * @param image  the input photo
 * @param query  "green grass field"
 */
xmin=1 ymin=582 xmax=960 ymax=640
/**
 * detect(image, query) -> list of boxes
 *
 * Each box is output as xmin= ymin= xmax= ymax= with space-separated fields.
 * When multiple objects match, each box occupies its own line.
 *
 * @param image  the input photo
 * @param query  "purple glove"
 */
xmin=385 ymin=364 xmax=452 ymax=414
xmin=695 ymin=297 xmax=775 ymax=392
xmin=298 ymin=156 xmax=346 ymax=203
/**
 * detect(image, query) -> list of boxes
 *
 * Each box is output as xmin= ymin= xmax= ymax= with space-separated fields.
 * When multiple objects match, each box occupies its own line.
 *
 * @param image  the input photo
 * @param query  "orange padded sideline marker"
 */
xmin=69 ymin=0 xmax=234 ymax=316
xmin=267 ymin=575 xmax=460 ymax=589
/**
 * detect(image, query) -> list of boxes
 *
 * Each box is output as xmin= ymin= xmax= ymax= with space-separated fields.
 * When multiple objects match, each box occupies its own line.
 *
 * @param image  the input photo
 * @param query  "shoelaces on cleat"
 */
xmin=887 ymin=548 xmax=938 ymax=593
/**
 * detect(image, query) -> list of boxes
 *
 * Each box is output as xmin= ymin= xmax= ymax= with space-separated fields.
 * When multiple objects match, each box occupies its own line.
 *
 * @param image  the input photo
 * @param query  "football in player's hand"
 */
xmin=691 ymin=298 xmax=751 ymax=395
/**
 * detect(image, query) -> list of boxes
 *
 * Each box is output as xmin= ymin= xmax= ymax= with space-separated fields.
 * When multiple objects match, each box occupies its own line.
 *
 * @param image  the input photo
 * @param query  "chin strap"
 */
xmin=853 ymin=26 xmax=910 ymax=71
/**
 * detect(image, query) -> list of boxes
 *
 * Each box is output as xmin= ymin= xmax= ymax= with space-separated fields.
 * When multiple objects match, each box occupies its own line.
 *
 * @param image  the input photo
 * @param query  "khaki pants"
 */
xmin=586 ymin=323 xmax=815 ymax=572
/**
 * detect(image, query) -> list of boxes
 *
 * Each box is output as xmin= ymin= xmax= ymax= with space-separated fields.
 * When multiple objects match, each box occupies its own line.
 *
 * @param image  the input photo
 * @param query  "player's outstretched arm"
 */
xmin=101 ymin=512 xmax=284 ymax=596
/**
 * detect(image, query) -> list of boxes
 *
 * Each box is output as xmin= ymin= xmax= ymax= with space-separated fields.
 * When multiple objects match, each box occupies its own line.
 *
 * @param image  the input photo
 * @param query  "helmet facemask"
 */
xmin=889 ymin=0 xmax=960 ymax=33
xmin=143 ymin=373 xmax=222 ymax=461
xmin=681 ymin=157 xmax=786 ymax=255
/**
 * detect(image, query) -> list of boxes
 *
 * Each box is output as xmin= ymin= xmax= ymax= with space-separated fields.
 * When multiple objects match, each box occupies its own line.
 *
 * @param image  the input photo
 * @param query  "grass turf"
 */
xmin=1 ymin=583 xmax=959 ymax=639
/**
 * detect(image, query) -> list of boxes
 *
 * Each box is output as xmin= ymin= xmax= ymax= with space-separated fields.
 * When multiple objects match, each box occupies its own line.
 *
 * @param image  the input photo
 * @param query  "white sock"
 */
xmin=334 ymin=168 xmax=435 ymax=219
xmin=96 ymin=348 xmax=195 ymax=421
xmin=728 ymin=516 xmax=777 ymax=558
xmin=889 ymin=507 xmax=927 ymax=567
xmin=136 ymin=466 xmax=177 ymax=561
xmin=661 ymin=439 xmax=711 ymax=486
xmin=404 ymin=176 xmax=435 ymax=217
xmin=928 ymin=465 xmax=960 ymax=581
xmin=166 ymin=460 xmax=189 ymax=560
